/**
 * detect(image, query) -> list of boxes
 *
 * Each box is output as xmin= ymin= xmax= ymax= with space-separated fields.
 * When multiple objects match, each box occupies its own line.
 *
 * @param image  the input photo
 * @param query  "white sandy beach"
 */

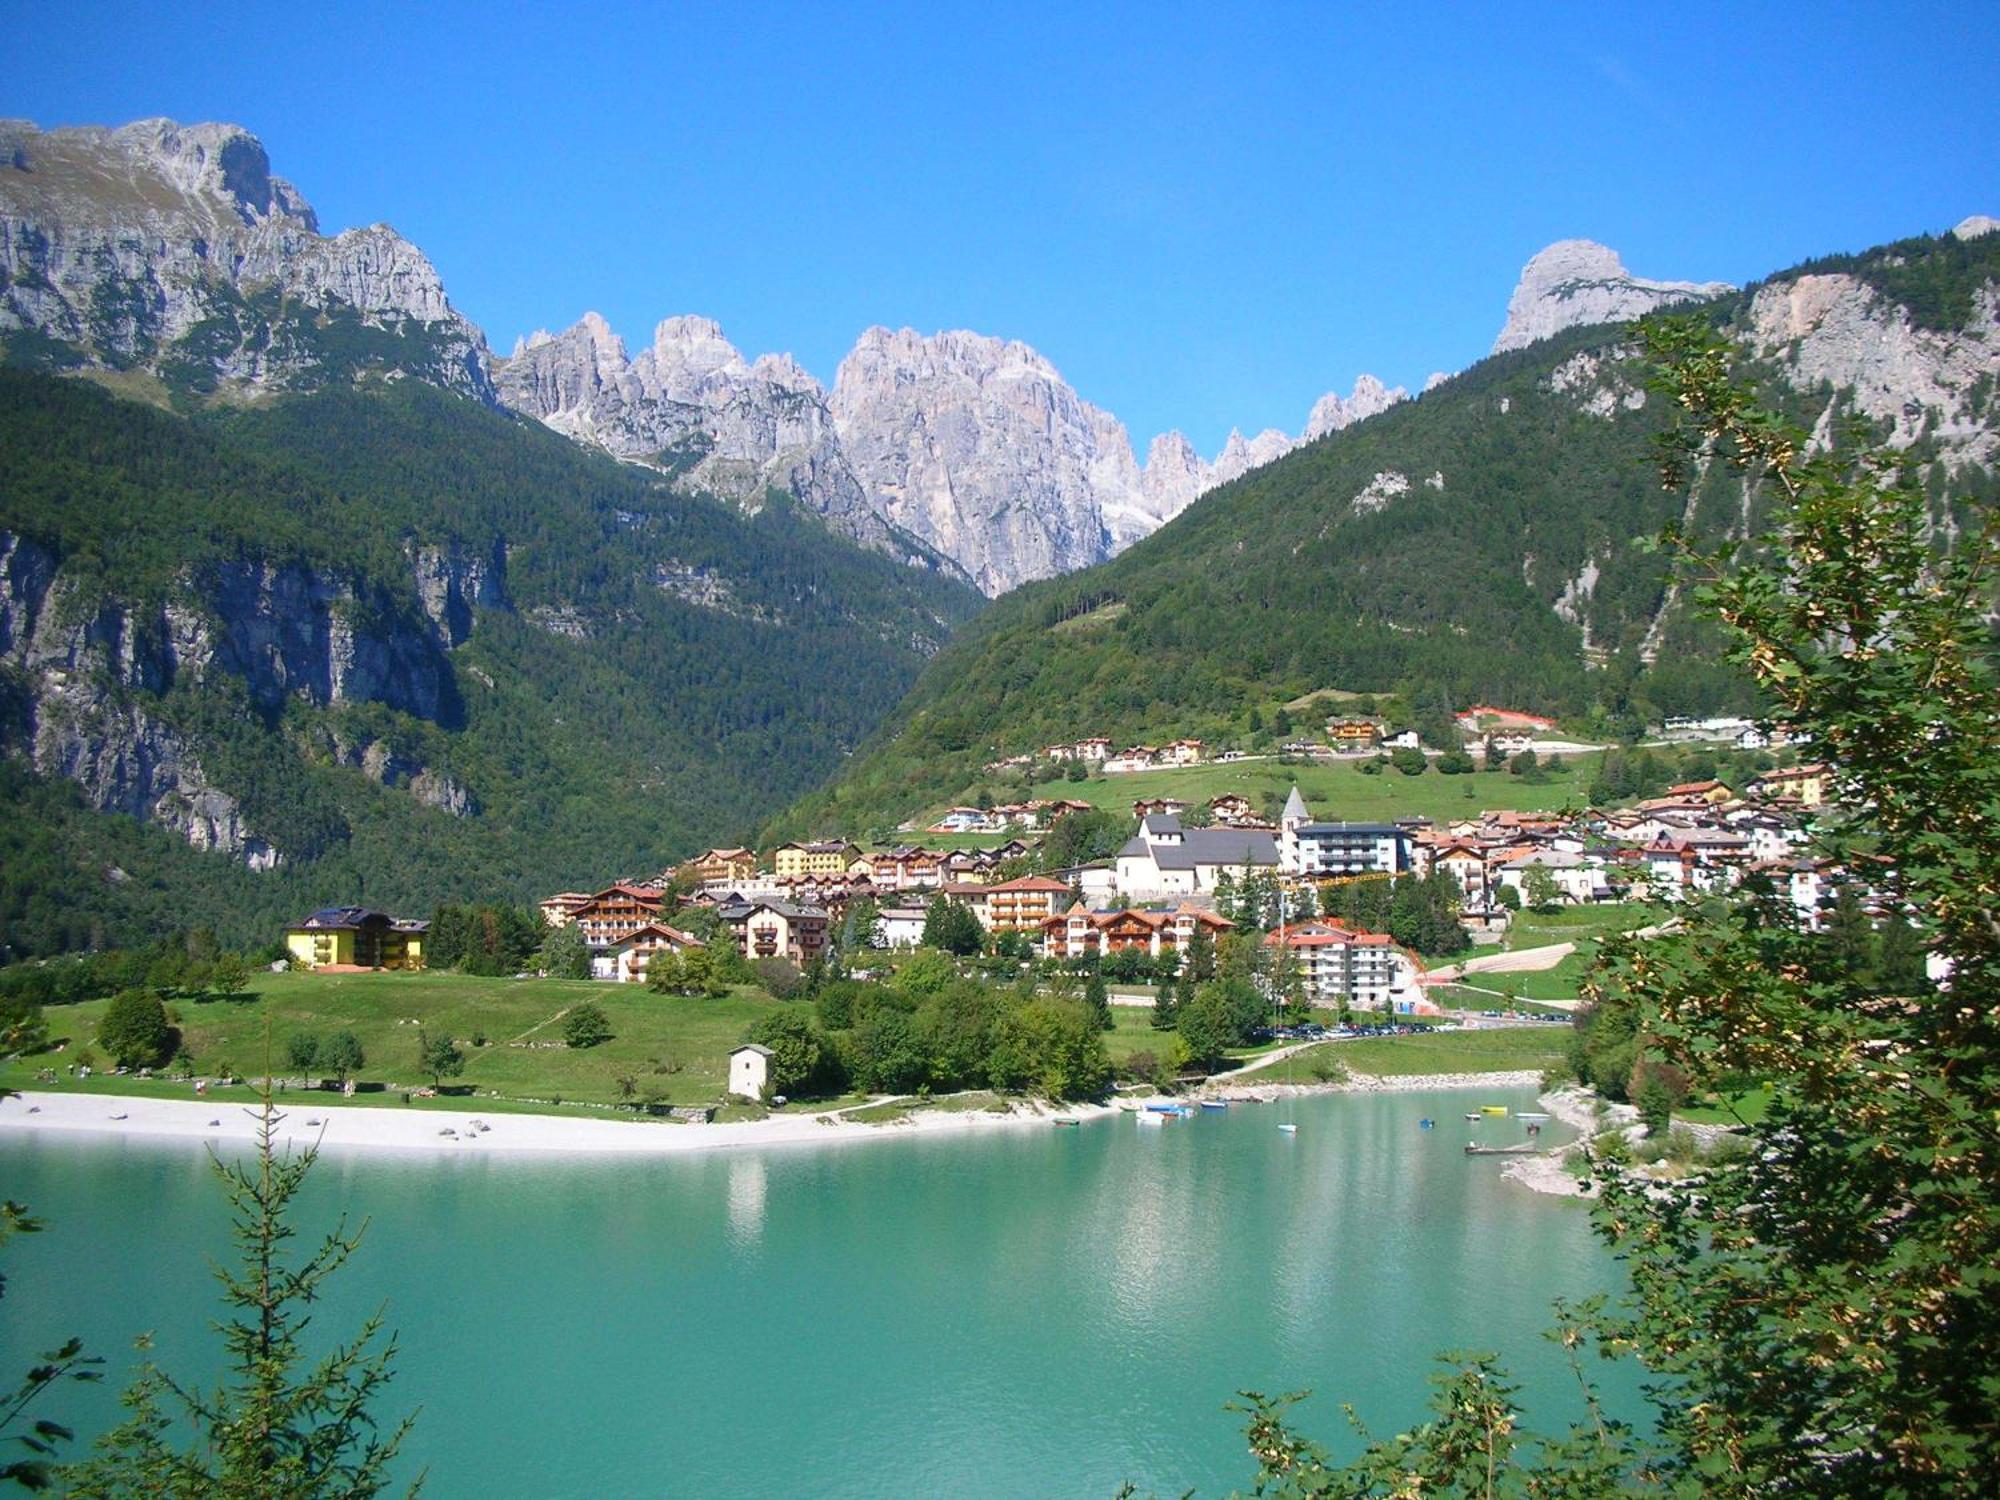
xmin=0 ymin=1089 xmax=1116 ymax=1157
xmin=0 ymin=1070 xmax=1552 ymax=1159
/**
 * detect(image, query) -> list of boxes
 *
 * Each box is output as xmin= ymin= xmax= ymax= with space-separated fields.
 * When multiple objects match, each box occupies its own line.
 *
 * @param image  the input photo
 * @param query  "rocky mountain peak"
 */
xmin=1492 ymin=238 xmax=1732 ymax=354
xmin=493 ymin=310 xmax=909 ymax=560
xmin=1304 ymin=372 xmax=1407 ymax=441
xmin=648 ymin=314 xmax=750 ymax=388
xmin=1952 ymin=214 xmax=1999 ymax=241
xmin=0 ymin=115 xmax=488 ymax=397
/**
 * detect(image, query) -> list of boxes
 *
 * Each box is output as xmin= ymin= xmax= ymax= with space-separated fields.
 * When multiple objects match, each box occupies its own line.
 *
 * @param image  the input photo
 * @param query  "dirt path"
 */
xmin=1426 ymin=941 xmax=1575 ymax=984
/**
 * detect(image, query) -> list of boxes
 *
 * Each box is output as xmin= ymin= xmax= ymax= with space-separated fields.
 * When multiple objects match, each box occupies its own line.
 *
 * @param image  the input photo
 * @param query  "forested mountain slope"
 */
xmin=0 ymin=371 xmax=981 ymax=955
xmin=776 ymin=229 xmax=2000 ymax=838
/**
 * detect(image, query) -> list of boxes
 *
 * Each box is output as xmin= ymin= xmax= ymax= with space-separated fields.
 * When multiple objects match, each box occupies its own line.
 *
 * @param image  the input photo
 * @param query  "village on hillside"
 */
xmin=285 ymin=705 xmax=1850 ymax=1023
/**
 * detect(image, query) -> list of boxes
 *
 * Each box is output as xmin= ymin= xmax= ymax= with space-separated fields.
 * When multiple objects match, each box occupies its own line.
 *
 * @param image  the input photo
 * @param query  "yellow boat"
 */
xmin=1480 ymin=1106 xmax=1509 ymax=1117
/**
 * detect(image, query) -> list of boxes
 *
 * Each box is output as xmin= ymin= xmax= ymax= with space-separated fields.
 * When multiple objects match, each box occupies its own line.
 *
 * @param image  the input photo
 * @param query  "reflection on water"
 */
xmin=726 ymin=1152 xmax=767 ymax=1247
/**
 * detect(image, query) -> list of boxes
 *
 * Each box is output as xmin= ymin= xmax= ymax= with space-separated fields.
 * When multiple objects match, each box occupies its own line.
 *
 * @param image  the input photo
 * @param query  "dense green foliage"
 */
xmin=777 ymin=232 xmax=2000 ymax=839
xmin=790 ymin=958 xmax=1112 ymax=1101
xmin=0 ymin=371 xmax=981 ymax=957
xmin=93 ymin=990 xmax=174 ymax=1070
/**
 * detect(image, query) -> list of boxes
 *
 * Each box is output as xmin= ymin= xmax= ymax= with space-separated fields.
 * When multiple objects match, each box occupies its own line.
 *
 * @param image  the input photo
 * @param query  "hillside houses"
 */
xmin=529 ymin=744 xmax=1844 ymax=985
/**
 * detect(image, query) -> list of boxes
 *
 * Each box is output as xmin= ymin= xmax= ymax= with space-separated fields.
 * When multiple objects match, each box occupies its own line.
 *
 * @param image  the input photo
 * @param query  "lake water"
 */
xmin=0 ymin=1087 xmax=1641 ymax=1497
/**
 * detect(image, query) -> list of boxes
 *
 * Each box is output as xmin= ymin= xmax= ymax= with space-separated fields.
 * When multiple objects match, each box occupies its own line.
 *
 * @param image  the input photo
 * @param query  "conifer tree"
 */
xmin=72 ymin=1092 xmax=417 ymax=1497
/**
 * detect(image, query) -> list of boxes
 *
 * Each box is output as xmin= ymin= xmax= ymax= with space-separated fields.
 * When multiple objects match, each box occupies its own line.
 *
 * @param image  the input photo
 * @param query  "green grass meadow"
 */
xmin=8 ymin=969 xmax=800 ymax=1113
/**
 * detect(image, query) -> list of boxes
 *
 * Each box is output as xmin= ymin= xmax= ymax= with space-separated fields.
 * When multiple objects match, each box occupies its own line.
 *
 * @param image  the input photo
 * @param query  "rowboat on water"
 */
xmin=1200 ymin=1100 xmax=1229 ymax=1111
xmin=1465 ymin=1141 xmax=1539 ymax=1156
xmin=1516 ymin=1112 xmax=1551 ymax=1122
xmin=1480 ymin=1106 xmax=1509 ymax=1117
xmin=1278 ymin=1122 xmax=1299 ymax=1135
xmin=1053 ymin=1118 xmax=1080 ymax=1128
xmin=1463 ymin=1112 xmax=1484 ymax=1122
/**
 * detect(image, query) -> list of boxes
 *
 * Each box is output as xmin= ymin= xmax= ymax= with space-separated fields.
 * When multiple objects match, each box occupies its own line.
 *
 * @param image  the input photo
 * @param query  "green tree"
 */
xmin=1082 ymin=967 xmax=1113 ymax=1032
xmin=1150 ymin=980 xmax=1177 ymax=1032
xmin=1184 ymin=921 xmax=1217 ymax=984
xmin=920 ymin=897 xmax=983 ymax=956
xmin=562 ymin=1004 xmax=612 ymax=1049
xmin=536 ymin=922 xmax=591 ymax=981
xmin=416 ymin=1031 xmax=464 ymax=1091
xmin=318 ymin=1031 xmax=364 ymax=1088
xmin=71 ymin=1091 xmax=416 ymax=1496
xmin=746 ymin=1010 xmax=831 ymax=1098
xmin=1174 ymin=987 xmax=1238 ymax=1073
xmin=1521 ymin=865 xmax=1563 ymax=912
xmin=285 ymin=1033 xmax=320 ymax=1080
xmin=95 ymin=990 xmax=174 ymax=1070
xmin=209 ymin=952 xmax=250 ymax=1002
xmin=0 ymin=993 xmax=49 ymax=1056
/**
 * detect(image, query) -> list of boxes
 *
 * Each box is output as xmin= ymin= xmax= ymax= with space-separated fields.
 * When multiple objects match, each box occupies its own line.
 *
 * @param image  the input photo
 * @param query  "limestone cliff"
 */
xmin=1493 ymin=239 xmax=1731 ymax=354
xmin=0 ymin=530 xmax=486 ymax=865
xmin=0 ymin=117 xmax=491 ymax=396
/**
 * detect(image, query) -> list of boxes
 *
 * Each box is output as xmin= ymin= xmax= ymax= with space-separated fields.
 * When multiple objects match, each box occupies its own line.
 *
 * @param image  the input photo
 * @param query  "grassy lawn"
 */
xmin=1677 ymin=1086 xmax=1775 ymax=1126
xmin=1452 ymin=902 xmax=1665 ymax=1004
xmin=1298 ymin=1025 xmax=1566 ymax=1077
xmin=1503 ymin=903 xmax=1665 ymax=949
xmin=989 ymin=754 xmax=1605 ymax=827
xmin=8 ymin=969 xmax=802 ymax=1112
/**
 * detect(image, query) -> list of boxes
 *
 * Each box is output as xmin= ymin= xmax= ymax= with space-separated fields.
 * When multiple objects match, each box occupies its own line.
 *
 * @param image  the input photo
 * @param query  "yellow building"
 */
xmin=286 ymin=908 xmax=428 ymax=971
xmin=771 ymin=841 xmax=862 ymax=878
xmin=1751 ymin=763 xmax=1830 ymax=808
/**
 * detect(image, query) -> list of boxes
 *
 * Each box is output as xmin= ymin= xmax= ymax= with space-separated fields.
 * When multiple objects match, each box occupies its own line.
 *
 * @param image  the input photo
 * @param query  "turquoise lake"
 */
xmin=1 ymin=1087 xmax=1642 ymax=1496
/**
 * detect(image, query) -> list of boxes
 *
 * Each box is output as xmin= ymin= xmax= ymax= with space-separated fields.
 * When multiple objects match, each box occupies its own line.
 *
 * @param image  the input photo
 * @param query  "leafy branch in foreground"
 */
xmin=1190 ymin=318 xmax=2000 ymax=1496
xmin=68 ymin=1094 xmax=420 ymax=1498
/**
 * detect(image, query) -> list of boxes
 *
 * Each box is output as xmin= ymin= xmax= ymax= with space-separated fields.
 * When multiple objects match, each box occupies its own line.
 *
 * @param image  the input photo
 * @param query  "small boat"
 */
xmin=1480 ymin=1106 xmax=1509 ymax=1117
xmin=1515 ymin=1112 xmax=1551 ymax=1122
xmin=1136 ymin=1111 xmax=1169 ymax=1127
xmin=1464 ymin=1112 xmax=1483 ymax=1122
xmin=1053 ymin=1118 xmax=1080 ymax=1129
xmin=1465 ymin=1141 xmax=1540 ymax=1156
xmin=1199 ymin=1100 xmax=1229 ymax=1112
xmin=1144 ymin=1102 xmax=1182 ymax=1114
xmin=1419 ymin=1118 xmax=1435 ymax=1130
xmin=1278 ymin=1122 xmax=1299 ymax=1135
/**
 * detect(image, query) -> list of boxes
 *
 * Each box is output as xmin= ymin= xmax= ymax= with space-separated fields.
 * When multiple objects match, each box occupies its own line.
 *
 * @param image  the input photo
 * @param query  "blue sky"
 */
xmin=9 ymin=1 xmax=1998 ymax=453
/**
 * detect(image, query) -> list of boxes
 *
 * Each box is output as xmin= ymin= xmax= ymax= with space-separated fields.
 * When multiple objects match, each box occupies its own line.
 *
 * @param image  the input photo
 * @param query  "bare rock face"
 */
xmin=828 ymin=327 xmax=1150 ymax=594
xmin=1303 ymin=373 xmax=1404 ymax=440
xmin=1749 ymin=271 xmax=2000 ymax=467
xmin=492 ymin=312 xmax=916 ymax=557
xmin=1952 ymin=215 xmax=1999 ymax=241
xmin=1492 ymin=240 xmax=1731 ymax=354
xmin=1136 ymin=373 xmax=1409 ymax=521
xmin=0 ymin=117 xmax=491 ymax=396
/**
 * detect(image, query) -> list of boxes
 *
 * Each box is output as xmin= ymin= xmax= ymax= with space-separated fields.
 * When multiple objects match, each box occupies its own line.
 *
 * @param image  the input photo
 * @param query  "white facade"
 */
xmin=875 ymin=908 xmax=928 ymax=948
xmin=728 ymin=1045 xmax=772 ymax=1101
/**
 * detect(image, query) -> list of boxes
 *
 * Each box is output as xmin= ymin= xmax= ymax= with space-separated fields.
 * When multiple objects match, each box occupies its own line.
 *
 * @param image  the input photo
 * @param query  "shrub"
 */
xmin=563 ymin=1003 xmax=612 ymax=1049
